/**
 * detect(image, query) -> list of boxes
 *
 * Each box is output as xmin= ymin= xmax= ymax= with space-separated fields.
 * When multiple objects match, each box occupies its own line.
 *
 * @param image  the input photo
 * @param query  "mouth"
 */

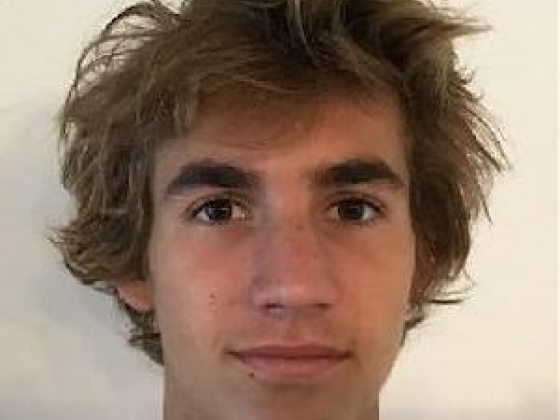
xmin=229 ymin=344 xmax=351 ymax=382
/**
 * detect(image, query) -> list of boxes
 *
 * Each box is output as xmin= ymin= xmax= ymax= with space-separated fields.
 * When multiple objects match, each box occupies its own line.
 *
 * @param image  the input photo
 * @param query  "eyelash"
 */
xmin=327 ymin=194 xmax=385 ymax=225
xmin=187 ymin=193 xmax=252 ymax=225
xmin=185 ymin=192 xmax=385 ymax=225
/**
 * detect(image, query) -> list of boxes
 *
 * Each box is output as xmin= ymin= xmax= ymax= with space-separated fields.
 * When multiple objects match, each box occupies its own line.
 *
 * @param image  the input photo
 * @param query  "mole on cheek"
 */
xmin=209 ymin=293 xmax=216 ymax=305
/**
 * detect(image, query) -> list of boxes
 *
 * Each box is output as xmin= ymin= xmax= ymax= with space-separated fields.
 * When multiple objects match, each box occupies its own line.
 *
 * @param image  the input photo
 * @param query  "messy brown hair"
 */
xmin=52 ymin=0 xmax=507 ymax=364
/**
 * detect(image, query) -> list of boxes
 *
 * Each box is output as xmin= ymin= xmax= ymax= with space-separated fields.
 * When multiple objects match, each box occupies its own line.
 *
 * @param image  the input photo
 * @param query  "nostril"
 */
xmin=260 ymin=299 xmax=332 ymax=319
xmin=263 ymin=303 xmax=288 ymax=319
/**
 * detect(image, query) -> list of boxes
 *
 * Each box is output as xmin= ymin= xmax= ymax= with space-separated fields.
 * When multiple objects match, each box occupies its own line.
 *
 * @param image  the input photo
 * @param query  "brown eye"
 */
xmin=329 ymin=198 xmax=381 ymax=222
xmin=192 ymin=198 xmax=248 ymax=223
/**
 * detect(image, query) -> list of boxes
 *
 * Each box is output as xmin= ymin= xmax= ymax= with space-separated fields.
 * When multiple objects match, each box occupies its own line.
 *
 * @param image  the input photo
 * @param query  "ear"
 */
xmin=114 ymin=279 xmax=154 ymax=313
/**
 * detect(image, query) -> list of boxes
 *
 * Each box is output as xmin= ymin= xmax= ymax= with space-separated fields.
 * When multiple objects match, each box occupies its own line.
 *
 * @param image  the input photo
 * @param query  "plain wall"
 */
xmin=0 ymin=0 xmax=557 ymax=419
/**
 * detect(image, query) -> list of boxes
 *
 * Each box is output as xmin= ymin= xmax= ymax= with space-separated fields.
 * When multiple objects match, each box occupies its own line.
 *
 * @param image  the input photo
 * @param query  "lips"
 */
xmin=230 ymin=345 xmax=350 ymax=380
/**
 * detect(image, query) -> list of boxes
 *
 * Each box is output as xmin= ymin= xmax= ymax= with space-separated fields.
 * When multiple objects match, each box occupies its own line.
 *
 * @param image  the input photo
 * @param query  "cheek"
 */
xmin=332 ymin=227 xmax=415 ymax=338
xmin=336 ymin=225 xmax=415 ymax=300
xmin=147 ymin=229 xmax=249 ymax=351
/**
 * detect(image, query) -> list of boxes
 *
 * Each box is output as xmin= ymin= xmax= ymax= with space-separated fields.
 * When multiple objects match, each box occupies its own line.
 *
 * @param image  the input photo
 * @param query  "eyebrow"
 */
xmin=311 ymin=158 xmax=405 ymax=190
xmin=164 ymin=159 xmax=261 ymax=198
xmin=163 ymin=157 xmax=405 ymax=200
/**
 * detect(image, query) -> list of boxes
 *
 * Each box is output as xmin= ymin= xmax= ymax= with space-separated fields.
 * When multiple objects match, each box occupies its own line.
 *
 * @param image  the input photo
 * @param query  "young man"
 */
xmin=53 ymin=0 xmax=506 ymax=419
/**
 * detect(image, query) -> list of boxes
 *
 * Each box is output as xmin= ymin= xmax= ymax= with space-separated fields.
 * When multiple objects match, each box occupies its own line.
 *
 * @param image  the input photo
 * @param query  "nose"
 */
xmin=250 ymin=219 xmax=339 ymax=319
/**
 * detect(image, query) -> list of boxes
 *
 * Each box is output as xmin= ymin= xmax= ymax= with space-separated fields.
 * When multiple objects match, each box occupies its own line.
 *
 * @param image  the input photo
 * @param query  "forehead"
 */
xmin=152 ymin=90 xmax=409 ymax=193
xmin=186 ymin=89 xmax=405 ymax=146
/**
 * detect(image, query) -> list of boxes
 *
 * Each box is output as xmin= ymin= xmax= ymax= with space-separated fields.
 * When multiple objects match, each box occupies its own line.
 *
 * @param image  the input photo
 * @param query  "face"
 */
xmin=123 ymin=92 xmax=416 ymax=420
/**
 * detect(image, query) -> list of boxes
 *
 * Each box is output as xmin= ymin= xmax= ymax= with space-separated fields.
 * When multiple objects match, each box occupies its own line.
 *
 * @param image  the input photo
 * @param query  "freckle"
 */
xmin=209 ymin=293 xmax=216 ymax=305
xmin=249 ymin=372 xmax=255 ymax=379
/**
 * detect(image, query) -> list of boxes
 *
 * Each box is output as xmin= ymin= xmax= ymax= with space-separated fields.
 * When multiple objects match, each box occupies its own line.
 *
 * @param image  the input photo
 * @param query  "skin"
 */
xmin=118 ymin=92 xmax=416 ymax=420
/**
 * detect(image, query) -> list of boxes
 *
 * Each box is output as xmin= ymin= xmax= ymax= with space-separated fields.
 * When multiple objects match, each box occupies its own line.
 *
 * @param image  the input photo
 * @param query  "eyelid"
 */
xmin=327 ymin=190 xmax=385 ymax=207
xmin=185 ymin=192 xmax=254 ymax=222
xmin=326 ymin=191 xmax=386 ymax=222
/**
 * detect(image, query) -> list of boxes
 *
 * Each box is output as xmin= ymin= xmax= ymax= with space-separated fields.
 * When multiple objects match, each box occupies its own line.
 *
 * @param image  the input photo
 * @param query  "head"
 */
xmin=53 ymin=0 xmax=506 ymax=419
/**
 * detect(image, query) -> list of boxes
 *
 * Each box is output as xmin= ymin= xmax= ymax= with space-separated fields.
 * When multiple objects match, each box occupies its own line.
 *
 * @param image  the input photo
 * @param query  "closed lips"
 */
xmin=229 ymin=345 xmax=351 ymax=380
xmin=231 ymin=345 xmax=350 ymax=359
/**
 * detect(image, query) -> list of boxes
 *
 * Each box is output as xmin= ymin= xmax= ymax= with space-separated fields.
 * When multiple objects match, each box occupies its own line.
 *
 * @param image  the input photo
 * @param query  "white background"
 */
xmin=0 ymin=0 xmax=557 ymax=419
